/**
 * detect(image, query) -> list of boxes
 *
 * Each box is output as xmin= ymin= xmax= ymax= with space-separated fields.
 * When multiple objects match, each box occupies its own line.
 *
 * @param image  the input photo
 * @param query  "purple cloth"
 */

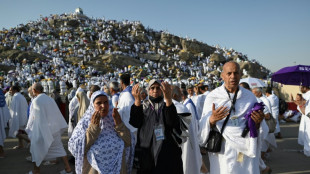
xmin=244 ymin=102 xmax=265 ymax=138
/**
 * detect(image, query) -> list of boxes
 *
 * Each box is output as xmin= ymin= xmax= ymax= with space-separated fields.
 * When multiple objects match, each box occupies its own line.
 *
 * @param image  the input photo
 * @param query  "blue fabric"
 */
xmin=184 ymin=99 xmax=199 ymax=120
xmin=0 ymin=89 xmax=6 ymax=107
xmin=122 ymin=86 xmax=133 ymax=98
xmin=113 ymin=92 xmax=120 ymax=98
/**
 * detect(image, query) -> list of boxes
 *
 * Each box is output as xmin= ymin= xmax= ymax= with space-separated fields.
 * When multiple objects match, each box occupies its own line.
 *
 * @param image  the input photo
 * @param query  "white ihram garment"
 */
xmin=199 ymin=85 xmax=261 ymax=174
xmin=25 ymin=93 xmax=68 ymax=166
xmin=0 ymin=104 xmax=11 ymax=146
xmin=194 ymin=91 xmax=209 ymax=121
xmin=8 ymin=92 xmax=28 ymax=137
xmin=117 ymin=86 xmax=136 ymax=133
xmin=182 ymin=98 xmax=202 ymax=174
xmin=259 ymin=96 xmax=277 ymax=152
xmin=267 ymin=94 xmax=280 ymax=133
xmin=298 ymin=101 xmax=310 ymax=157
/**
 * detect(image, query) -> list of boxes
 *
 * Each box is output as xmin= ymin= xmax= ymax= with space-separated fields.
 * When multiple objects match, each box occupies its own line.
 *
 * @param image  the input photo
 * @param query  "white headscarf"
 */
xmin=68 ymin=91 xmax=134 ymax=174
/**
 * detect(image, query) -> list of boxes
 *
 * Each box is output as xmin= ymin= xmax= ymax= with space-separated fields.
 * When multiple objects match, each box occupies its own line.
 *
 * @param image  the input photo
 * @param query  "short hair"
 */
xmin=186 ymin=85 xmax=193 ymax=90
xmin=252 ymin=87 xmax=262 ymax=93
xmin=222 ymin=61 xmax=240 ymax=76
xmin=89 ymin=85 xmax=100 ymax=94
xmin=296 ymin=93 xmax=303 ymax=99
xmin=32 ymin=83 xmax=43 ymax=93
xmin=120 ymin=73 xmax=130 ymax=86
xmin=239 ymin=82 xmax=250 ymax=90
xmin=265 ymin=87 xmax=272 ymax=94
xmin=171 ymin=85 xmax=181 ymax=97
xmin=301 ymin=85 xmax=310 ymax=89
xmin=10 ymin=85 xmax=20 ymax=92
xmin=109 ymin=81 xmax=119 ymax=91
xmin=181 ymin=88 xmax=188 ymax=97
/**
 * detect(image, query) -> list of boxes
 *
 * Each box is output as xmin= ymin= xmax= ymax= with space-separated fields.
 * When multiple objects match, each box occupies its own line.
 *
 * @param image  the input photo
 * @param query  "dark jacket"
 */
xmin=130 ymin=101 xmax=183 ymax=174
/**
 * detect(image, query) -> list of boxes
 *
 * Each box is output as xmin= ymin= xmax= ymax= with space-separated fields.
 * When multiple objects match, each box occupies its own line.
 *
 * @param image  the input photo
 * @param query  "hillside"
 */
xmin=0 ymin=9 xmax=270 ymax=81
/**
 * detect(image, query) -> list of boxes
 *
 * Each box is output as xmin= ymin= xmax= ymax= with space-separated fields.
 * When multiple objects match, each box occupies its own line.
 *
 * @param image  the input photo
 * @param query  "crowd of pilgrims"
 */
xmin=0 ymin=68 xmax=295 ymax=174
xmin=0 ymin=56 xmax=309 ymax=174
xmin=2 ymin=8 xmax=305 ymax=174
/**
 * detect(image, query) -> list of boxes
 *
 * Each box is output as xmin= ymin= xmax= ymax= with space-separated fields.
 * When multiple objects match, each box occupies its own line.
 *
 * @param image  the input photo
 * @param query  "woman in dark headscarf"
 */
xmin=130 ymin=80 xmax=183 ymax=174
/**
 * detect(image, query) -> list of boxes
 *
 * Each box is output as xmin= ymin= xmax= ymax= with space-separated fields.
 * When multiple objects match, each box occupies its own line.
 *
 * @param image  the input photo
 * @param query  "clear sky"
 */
xmin=0 ymin=0 xmax=309 ymax=72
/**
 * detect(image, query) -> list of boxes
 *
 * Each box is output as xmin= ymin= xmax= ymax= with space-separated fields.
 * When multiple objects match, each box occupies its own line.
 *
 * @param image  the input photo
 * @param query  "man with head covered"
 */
xmin=199 ymin=61 xmax=265 ymax=174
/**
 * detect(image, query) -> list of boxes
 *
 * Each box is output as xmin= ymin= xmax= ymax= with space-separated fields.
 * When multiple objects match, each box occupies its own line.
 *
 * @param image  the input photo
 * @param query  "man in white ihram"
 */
xmin=199 ymin=61 xmax=265 ymax=174
xmin=8 ymin=86 xmax=28 ymax=149
xmin=252 ymin=87 xmax=277 ymax=160
xmin=296 ymin=85 xmax=310 ymax=157
xmin=117 ymin=73 xmax=137 ymax=135
xmin=172 ymin=86 xmax=202 ymax=174
xmin=25 ymin=83 xmax=72 ymax=174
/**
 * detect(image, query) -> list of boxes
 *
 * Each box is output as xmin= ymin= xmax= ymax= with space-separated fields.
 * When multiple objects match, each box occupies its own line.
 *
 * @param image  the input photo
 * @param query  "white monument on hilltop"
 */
xmin=73 ymin=7 xmax=88 ymax=19
xmin=75 ymin=7 xmax=83 ymax=15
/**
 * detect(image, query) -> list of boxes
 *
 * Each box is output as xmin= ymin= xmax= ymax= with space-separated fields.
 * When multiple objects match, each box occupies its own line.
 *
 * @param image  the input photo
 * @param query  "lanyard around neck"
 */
xmin=220 ymin=87 xmax=239 ymax=134
xmin=225 ymin=87 xmax=239 ymax=113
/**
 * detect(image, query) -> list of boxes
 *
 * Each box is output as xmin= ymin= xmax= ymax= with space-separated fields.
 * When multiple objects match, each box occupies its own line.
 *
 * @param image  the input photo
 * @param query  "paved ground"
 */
xmin=0 ymin=122 xmax=310 ymax=174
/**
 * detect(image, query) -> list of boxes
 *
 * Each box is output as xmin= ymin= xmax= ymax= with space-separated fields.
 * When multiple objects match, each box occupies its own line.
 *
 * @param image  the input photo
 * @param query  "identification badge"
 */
xmin=154 ymin=124 xmax=165 ymax=141
xmin=230 ymin=116 xmax=239 ymax=126
xmin=237 ymin=152 xmax=244 ymax=162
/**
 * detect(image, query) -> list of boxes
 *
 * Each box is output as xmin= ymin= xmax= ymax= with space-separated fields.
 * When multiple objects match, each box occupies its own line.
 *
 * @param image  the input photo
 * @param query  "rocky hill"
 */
xmin=0 ymin=9 xmax=270 ymax=80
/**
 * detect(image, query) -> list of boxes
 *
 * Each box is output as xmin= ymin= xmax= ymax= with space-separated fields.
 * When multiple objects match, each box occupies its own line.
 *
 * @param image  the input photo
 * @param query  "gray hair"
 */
xmin=171 ymin=85 xmax=182 ymax=102
xmin=252 ymin=87 xmax=262 ymax=93
xmin=109 ymin=81 xmax=119 ymax=91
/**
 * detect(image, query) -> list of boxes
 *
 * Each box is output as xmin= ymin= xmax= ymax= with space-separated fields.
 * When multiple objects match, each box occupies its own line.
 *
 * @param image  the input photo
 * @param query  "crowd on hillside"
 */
xmin=0 ymin=8 xmax=271 ymax=93
xmin=3 ymin=9 xmax=309 ymax=174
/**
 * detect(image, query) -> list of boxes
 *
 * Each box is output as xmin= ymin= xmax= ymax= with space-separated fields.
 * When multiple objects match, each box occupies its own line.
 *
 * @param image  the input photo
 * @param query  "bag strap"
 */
xmin=219 ymin=87 xmax=239 ymax=135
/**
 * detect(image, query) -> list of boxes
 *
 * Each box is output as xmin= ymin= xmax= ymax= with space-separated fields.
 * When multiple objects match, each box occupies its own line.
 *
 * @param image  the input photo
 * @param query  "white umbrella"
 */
xmin=239 ymin=77 xmax=266 ymax=88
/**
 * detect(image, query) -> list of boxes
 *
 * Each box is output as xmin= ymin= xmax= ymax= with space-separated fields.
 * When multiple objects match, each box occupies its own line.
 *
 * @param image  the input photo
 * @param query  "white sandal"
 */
xmin=43 ymin=160 xmax=57 ymax=166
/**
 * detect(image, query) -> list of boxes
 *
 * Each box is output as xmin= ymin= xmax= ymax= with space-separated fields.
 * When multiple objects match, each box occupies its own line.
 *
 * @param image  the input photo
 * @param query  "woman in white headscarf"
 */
xmin=68 ymin=91 xmax=134 ymax=174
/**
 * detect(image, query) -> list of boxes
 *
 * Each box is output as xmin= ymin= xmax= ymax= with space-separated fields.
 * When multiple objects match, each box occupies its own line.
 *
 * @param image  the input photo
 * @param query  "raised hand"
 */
xmin=112 ymin=108 xmax=122 ymax=126
xmin=209 ymin=103 xmax=230 ymax=127
xmin=132 ymin=83 xmax=141 ymax=106
xmin=132 ymin=83 xmax=141 ymax=100
xmin=91 ymin=111 xmax=101 ymax=126
xmin=160 ymin=81 xmax=172 ymax=106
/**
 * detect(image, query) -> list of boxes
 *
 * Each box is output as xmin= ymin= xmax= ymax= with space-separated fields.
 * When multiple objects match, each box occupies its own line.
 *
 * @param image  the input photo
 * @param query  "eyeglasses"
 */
xmin=150 ymin=86 xmax=161 ymax=90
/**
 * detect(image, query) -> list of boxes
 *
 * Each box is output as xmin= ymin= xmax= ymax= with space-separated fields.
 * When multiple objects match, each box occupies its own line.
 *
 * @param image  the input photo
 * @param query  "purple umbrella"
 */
xmin=271 ymin=65 xmax=310 ymax=86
